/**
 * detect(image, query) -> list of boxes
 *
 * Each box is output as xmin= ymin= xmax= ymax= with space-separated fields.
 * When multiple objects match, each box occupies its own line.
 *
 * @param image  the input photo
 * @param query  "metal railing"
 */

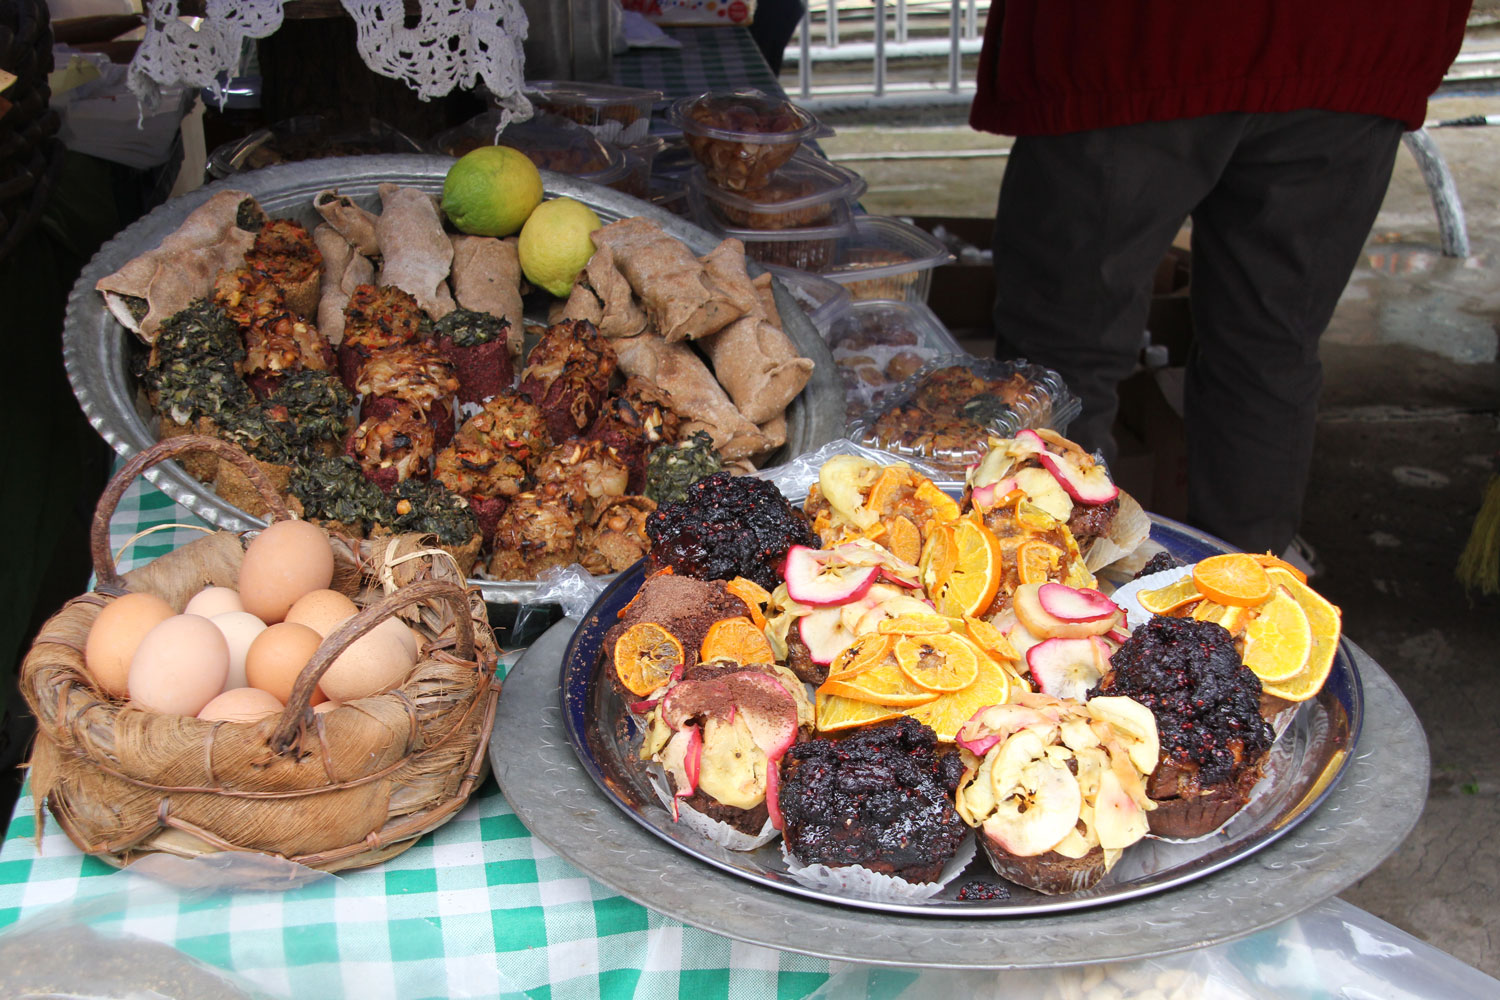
xmin=790 ymin=0 xmax=989 ymax=104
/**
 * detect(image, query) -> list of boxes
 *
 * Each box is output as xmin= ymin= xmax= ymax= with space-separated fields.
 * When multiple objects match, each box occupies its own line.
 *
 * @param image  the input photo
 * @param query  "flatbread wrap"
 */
xmin=312 ymin=224 xmax=374 ymax=347
xmin=450 ymin=234 xmax=525 ymax=356
xmin=375 ymin=184 xmax=456 ymax=319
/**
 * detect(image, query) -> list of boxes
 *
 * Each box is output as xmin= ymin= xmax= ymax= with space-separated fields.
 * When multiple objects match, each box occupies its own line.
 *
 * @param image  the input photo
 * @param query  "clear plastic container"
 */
xmin=824 ymin=299 xmax=959 ymax=422
xmin=616 ymin=135 xmax=665 ymax=201
xmin=432 ymin=111 xmax=631 ymax=190
xmin=667 ymin=89 xmax=829 ymax=192
xmin=845 ymin=355 xmax=1081 ymax=474
xmin=763 ymin=265 xmax=853 ymax=337
xmin=687 ymin=152 xmax=865 ymax=231
xmin=526 ymin=80 xmax=662 ymax=144
xmin=690 ymin=185 xmax=855 ymax=270
xmin=820 ymin=215 xmax=955 ymax=304
xmin=208 ymin=115 xmax=424 ymax=179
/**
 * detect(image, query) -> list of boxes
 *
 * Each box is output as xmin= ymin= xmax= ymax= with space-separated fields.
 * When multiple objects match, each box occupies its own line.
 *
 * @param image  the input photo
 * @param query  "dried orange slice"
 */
xmin=1138 ymin=575 xmax=1201 ymax=615
xmin=816 ymin=690 xmax=904 ymax=732
xmin=923 ymin=516 xmax=1004 ymax=618
xmin=613 ymin=622 xmax=683 ymax=696
xmin=1257 ymin=568 xmax=1341 ymax=702
xmin=1240 ymin=588 xmax=1312 ymax=682
xmin=904 ymin=655 xmax=1011 ymax=742
xmin=1191 ymin=554 xmax=1272 ymax=607
xmin=1190 ymin=600 xmax=1255 ymax=635
xmin=818 ymin=660 xmax=940 ymax=707
xmin=962 ymin=615 xmax=1020 ymax=664
xmin=876 ymin=613 xmax=952 ymax=636
xmin=894 ymin=634 xmax=980 ymax=693
xmin=1015 ymin=538 xmax=1064 ymax=585
xmin=699 ymin=616 xmax=775 ymax=666
xmin=1252 ymin=552 xmax=1308 ymax=584
xmin=911 ymin=480 xmax=962 ymax=524
xmin=919 ymin=521 xmax=960 ymax=594
xmin=885 ymin=514 xmax=923 ymax=564
xmin=725 ymin=577 xmax=771 ymax=630
xmin=826 ymin=632 xmax=892 ymax=682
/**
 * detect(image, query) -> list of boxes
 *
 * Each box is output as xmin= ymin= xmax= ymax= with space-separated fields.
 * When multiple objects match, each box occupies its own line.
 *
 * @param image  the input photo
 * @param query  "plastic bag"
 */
xmin=749 ymin=437 xmax=956 ymax=499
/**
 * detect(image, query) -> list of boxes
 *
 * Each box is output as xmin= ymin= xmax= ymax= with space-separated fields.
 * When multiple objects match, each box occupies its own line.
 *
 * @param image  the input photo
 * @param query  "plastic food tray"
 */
xmin=820 ymin=215 xmax=955 ymax=304
xmin=687 ymin=153 xmax=865 ymax=231
xmin=690 ymin=187 xmax=855 ymax=271
xmin=827 ymin=299 xmax=964 ymax=423
xmin=667 ymin=89 xmax=830 ymax=193
xmin=762 ymin=265 xmax=852 ymax=337
xmin=616 ymin=135 xmax=666 ymax=201
xmin=432 ymin=111 xmax=632 ymax=191
xmin=207 ymin=115 xmax=424 ymax=179
xmin=846 ymin=354 xmax=1081 ymax=474
xmin=526 ymin=80 xmax=662 ymax=145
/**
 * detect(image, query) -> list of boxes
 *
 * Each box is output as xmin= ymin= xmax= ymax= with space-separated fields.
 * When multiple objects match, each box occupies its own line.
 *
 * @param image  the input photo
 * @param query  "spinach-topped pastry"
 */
xmin=433 ymin=307 xmax=512 ymax=406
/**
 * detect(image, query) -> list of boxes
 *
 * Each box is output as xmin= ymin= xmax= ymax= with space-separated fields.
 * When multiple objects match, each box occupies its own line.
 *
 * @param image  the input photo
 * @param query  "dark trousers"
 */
xmin=990 ymin=110 xmax=1403 ymax=554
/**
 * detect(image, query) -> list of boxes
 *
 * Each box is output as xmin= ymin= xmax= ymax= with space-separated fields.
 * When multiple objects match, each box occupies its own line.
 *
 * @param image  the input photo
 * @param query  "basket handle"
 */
xmin=268 ymin=578 xmax=478 ymax=752
xmin=91 ymin=434 xmax=294 ymax=590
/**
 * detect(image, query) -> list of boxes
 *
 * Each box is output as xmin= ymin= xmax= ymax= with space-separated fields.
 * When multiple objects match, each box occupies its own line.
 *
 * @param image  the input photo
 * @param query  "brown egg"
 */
xmin=128 ymin=614 xmax=230 ymax=715
xmin=245 ymin=621 xmax=326 ymax=704
xmin=198 ymin=687 xmax=284 ymax=723
xmin=312 ymin=700 xmax=341 ymax=715
xmin=237 ymin=520 xmax=335 ymax=624
xmin=285 ymin=589 xmax=358 ymax=637
xmin=319 ymin=617 xmax=417 ymax=702
xmin=184 ymin=586 xmax=243 ymax=619
xmin=85 ymin=592 xmax=175 ymax=697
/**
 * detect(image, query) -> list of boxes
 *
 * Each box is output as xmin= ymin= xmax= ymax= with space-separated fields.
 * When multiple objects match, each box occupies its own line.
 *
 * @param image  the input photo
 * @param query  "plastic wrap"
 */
xmin=528 ymin=562 xmax=611 ymax=619
xmin=748 ymin=437 xmax=955 ymax=500
xmin=847 ymin=355 xmax=1081 ymax=476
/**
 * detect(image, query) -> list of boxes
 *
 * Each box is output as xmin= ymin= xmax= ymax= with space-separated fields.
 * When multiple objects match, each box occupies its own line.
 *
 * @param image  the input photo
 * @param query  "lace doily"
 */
xmin=128 ymin=0 xmax=533 ymax=129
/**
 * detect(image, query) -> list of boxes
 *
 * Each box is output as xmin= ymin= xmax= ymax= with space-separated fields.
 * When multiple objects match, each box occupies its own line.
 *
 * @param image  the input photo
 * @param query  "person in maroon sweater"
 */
xmin=971 ymin=3 xmax=1470 ymax=558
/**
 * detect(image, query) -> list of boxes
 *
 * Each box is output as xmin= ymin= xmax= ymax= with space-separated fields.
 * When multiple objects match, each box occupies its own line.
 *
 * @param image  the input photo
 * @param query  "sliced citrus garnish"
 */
xmin=1240 ymin=587 xmax=1312 ymax=682
xmin=864 ymin=466 xmax=911 ymax=517
xmin=1191 ymin=553 xmax=1272 ymax=607
xmin=826 ymin=632 xmax=892 ymax=681
xmin=699 ymin=616 xmax=775 ymax=666
xmin=816 ymin=690 xmax=904 ymax=732
xmin=1015 ymin=538 xmax=1064 ymax=585
xmin=1190 ymin=600 xmax=1254 ymax=635
xmin=885 ymin=514 xmax=923 ymax=564
xmin=725 ymin=577 xmax=771 ymax=630
xmin=613 ymin=622 xmax=684 ymax=696
xmin=918 ymin=521 xmax=960 ymax=594
xmin=911 ymin=480 xmax=962 ymax=524
xmin=876 ymin=613 xmax=952 ymax=636
xmin=818 ymin=660 xmax=941 ymax=707
xmin=904 ymin=655 xmax=1011 ymax=741
xmin=961 ymin=615 xmax=1020 ymax=664
xmin=894 ymin=633 xmax=980 ymax=693
xmin=1257 ymin=567 xmax=1341 ymax=702
xmin=1252 ymin=552 xmax=1308 ymax=584
xmin=923 ymin=516 xmax=1004 ymax=618
xmin=1138 ymin=575 xmax=1200 ymax=615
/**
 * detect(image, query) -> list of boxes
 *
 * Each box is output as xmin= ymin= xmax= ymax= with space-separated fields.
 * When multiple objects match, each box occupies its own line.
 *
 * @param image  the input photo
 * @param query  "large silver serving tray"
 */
xmin=63 ymin=154 xmax=845 ymax=604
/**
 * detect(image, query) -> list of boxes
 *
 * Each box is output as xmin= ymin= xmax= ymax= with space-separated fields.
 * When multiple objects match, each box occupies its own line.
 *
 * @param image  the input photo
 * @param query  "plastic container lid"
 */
xmin=432 ymin=111 xmax=631 ymax=188
xmin=687 ymin=152 xmax=866 ymax=231
xmin=825 ymin=299 xmax=956 ymax=422
xmin=667 ymin=89 xmax=830 ymax=192
xmin=845 ymin=354 xmax=1081 ymax=474
xmin=525 ymin=80 xmax=663 ymax=144
xmin=208 ymin=115 xmax=424 ymax=179
xmin=764 ymin=265 xmax=853 ymax=337
xmin=689 ymin=185 xmax=855 ymax=271
xmin=820 ymin=215 xmax=955 ymax=304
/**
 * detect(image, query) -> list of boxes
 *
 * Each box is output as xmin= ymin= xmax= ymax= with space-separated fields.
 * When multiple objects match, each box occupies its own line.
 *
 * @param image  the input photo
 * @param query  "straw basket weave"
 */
xmin=20 ymin=436 xmax=502 ymax=876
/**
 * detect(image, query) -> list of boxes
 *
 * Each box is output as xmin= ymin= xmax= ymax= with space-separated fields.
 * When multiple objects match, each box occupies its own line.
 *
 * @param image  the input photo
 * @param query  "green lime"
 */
xmin=441 ymin=146 xmax=544 ymax=237
xmin=517 ymin=197 xmax=603 ymax=298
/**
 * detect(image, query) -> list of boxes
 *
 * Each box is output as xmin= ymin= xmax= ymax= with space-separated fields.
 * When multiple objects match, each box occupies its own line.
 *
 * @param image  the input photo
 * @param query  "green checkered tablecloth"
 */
xmin=0 ymin=474 xmax=912 ymax=1000
xmin=611 ymin=26 xmax=786 ymax=100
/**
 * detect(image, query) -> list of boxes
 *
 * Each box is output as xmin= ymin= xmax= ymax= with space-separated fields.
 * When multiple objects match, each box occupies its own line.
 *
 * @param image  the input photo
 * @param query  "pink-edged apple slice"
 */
xmin=1033 ymin=450 xmax=1120 ymax=504
xmin=1037 ymin=583 xmax=1119 ymax=622
xmin=765 ymin=759 xmax=785 ymax=830
xmin=659 ymin=724 xmax=703 ymax=820
xmin=1013 ymin=583 xmax=1121 ymax=639
xmin=784 ymin=545 xmax=880 ymax=606
xmin=1027 ymin=636 xmax=1110 ymax=702
xmin=718 ymin=671 xmax=799 ymax=761
xmin=1012 ymin=429 xmax=1050 ymax=455
xmin=798 ymin=607 xmax=857 ymax=665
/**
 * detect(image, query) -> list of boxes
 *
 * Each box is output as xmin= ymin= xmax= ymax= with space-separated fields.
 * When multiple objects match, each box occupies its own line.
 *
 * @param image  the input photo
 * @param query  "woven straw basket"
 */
xmin=20 ymin=436 xmax=502 ymax=876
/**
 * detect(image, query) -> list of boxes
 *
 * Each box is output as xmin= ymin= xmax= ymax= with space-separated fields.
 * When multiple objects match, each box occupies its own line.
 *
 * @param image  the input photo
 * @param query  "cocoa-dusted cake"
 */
xmin=1091 ymin=615 xmax=1275 ymax=838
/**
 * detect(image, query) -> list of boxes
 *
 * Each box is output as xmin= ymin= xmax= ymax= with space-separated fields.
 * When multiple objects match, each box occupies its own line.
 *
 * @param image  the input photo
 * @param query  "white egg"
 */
xmin=128 ymin=614 xmax=230 ymax=716
xmin=184 ymin=586 xmax=243 ymax=619
xmin=210 ymin=611 xmax=267 ymax=691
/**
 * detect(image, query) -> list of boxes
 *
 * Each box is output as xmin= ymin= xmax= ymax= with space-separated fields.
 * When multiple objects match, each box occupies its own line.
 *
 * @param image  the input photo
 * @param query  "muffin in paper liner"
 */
xmin=847 ymin=355 xmax=1081 ymax=477
xmin=779 ymin=833 xmax=977 ymax=901
xmin=645 ymin=767 xmax=780 ymax=852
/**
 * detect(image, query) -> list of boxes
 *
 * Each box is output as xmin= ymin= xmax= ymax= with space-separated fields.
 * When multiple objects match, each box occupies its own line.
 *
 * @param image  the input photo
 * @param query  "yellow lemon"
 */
xmin=441 ymin=145 xmax=544 ymax=237
xmin=517 ymin=197 xmax=603 ymax=297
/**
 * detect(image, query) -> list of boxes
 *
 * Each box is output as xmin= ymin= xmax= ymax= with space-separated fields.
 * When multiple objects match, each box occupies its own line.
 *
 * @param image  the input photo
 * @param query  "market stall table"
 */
xmin=610 ymin=25 xmax=786 ymax=101
xmin=0 ymin=476 xmax=1494 ymax=999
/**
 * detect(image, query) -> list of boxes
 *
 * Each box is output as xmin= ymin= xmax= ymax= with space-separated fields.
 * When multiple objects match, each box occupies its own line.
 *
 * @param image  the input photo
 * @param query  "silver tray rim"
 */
xmin=61 ymin=153 xmax=845 ymax=604
xmin=492 ymin=614 xmax=1428 ymax=969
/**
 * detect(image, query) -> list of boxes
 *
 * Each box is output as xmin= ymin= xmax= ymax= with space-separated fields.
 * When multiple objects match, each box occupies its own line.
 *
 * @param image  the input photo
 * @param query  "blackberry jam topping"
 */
xmin=645 ymin=471 xmax=817 ymax=590
xmin=1092 ymin=616 xmax=1273 ymax=785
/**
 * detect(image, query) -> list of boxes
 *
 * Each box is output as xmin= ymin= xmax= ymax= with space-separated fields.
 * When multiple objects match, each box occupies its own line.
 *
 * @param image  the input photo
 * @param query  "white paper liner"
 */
xmin=779 ymin=832 xmax=977 ymax=901
xmin=646 ymin=767 xmax=779 ymax=852
xmin=1105 ymin=565 xmax=1192 ymax=636
xmin=1083 ymin=488 xmax=1152 ymax=572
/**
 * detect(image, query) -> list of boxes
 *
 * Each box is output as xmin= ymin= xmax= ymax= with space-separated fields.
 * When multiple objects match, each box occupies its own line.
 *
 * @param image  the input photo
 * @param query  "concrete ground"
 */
xmin=815 ymin=92 xmax=1500 ymax=975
